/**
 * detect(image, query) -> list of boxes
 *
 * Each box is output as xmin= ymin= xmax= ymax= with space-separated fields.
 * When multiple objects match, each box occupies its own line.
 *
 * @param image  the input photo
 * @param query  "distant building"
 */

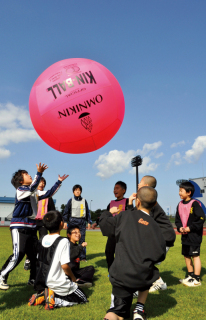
xmin=176 ymin=177 xmax=206 ymax=215
xmin=0 ymin=196 xmax=56 ymax=226
xmin=0 ymin=197 xmax=15 ymax=226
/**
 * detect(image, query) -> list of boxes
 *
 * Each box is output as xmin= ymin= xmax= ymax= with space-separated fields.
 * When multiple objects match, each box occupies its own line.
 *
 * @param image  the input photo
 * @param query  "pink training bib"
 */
xmin=110 ymin=199 xmax=127 ymax=217
xmin=36 ymin=199 xmax=49 ymax=220
xmin=178 ymin=200 xmax=196 ymax=228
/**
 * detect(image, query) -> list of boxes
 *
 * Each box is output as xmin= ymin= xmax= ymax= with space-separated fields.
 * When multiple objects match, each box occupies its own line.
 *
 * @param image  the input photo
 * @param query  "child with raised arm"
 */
xmin=24 ymin=177 xmax=56 ymax=271
xmin=29 ymin=211 xmax=87 ymax=310
xmin=0 ymin=163 xmax=68 ymax=290
xmin=99 ymin=187 xmax=166 ymax=320
xmin=175 ymin=181 xmax=205 ymax=287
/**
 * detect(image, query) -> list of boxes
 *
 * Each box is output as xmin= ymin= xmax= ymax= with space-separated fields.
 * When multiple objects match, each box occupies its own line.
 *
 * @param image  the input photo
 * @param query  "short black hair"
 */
xmin=179 ymin=181 xmax=195 ymax=197
xmin=67 ymin=225 xmax=80 ymax=235
xmin=115 ymin=181 xmax=127 ymax=193
xmin=40 ymin=177 xmax=46 ymax=186
xmin=72 ymin=184 xmax=82 ymax=193
xmin=43 ymin=210 xmax=63 ymax=233
xmin=136 ymin=186 xmax=157 ymax=210
xmin=11 ymin=170 xmax=28 ymax=189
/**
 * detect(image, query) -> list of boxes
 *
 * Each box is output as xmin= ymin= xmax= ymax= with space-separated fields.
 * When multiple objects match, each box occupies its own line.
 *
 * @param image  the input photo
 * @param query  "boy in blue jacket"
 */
xmin=63 ymin=184 xmax=92 ymax=261
xmin=0 ymin=162 xmax=68 ymax=290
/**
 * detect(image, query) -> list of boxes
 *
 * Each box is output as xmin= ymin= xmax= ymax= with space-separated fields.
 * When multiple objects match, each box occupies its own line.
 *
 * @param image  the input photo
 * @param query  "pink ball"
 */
xmin=29 ymin=58 xmax=125 ymax=154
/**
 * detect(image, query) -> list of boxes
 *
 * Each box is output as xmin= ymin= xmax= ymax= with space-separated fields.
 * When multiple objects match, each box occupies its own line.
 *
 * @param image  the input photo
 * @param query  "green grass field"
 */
xmin=0 ymin=228 xmax=206 ymax=320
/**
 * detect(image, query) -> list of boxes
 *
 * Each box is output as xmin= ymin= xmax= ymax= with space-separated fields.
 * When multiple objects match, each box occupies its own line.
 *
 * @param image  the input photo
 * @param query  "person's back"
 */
xmin=30 ymin=211 xmax=87 ymax=310
xmin=36 ymin=233 xmax=77 ymax=295
xmin=99 ymin=187 xmax=166 ymax=320
xmin=101 ymin=206 xmax=166 ymax=290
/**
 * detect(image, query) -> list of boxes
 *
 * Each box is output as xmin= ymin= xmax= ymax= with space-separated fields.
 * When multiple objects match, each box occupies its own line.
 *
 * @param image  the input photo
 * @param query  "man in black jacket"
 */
xmin=99 ymin=186 xmax=166 ymax=320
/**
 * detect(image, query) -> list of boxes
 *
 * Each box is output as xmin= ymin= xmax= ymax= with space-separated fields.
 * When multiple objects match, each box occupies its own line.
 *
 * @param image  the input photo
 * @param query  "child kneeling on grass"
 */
xmin=67 ymin=226 xmax=95 ymax=288
xmin=99 ymin=186 xmax=166 ymax=320
xmin=175 ymin=181 xmax=205 ymax=287
xmin=28 ymin=210 xmax=87 ymax=310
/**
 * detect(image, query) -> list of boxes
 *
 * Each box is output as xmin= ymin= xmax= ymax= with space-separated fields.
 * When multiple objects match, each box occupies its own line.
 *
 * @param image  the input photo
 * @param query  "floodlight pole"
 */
xmin=131 ymin=155 xmax=143 ymax=192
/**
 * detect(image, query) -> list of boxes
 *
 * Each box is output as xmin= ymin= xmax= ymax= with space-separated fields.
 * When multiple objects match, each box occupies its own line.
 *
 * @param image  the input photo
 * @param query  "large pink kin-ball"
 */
xmin=29 ymin=58 xmax=125 ymax=153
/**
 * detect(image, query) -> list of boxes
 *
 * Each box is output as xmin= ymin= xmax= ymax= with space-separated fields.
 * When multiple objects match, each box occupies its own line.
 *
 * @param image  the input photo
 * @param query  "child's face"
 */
xmin=68 ymin=228 xmax=81 ymax=243
xmin=21 ymin=172 xmax=32 ymax=185
xmin=179 ymin=188 xmax=191 ymax=201
xmin=73 ymin=188 xmax=81 ymax=197
xmin=114 ymin=184 xmax=125 ymax=200
xmin=38 ymin=180 xmax=45 ymax=191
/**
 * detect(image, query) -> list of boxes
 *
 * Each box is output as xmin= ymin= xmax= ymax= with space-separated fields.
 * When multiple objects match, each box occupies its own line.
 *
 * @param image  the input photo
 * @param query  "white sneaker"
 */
xmin=149 ymin=278 xmax=167 ymax=293
xmin=183 ymin=278 xmax=201 ymax=287
xmin=133 ymin=290 xmax=139 ymax=297
xmin=179 ymin=275 xmax=192 ymax=284
xmin=133 ymin=310 xmax=147 ymax=319
xmin=0 ymin=279 xmax=9 ymax=290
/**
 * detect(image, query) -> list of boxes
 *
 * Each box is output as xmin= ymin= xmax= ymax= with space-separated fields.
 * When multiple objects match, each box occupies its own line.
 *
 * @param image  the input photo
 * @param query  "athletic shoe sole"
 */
xmin=0 ymin=283 xmax=9 ymax=290
xmin=183 ymin=282 xmax=201 ymax=287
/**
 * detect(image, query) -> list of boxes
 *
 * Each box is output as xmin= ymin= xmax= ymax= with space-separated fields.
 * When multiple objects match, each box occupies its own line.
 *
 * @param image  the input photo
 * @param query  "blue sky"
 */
xmin=0 ymin=1 xmax=206 ymax=214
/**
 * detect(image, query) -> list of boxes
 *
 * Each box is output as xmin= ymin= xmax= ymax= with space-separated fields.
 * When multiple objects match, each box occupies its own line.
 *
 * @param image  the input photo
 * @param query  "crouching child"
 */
xmin=99 ymin=187 xmax=166 ymax=320
xmin=67 ymin=226 xmax=95 ymax=288
xmin=28 ymin=211 xmax=87 ymax=310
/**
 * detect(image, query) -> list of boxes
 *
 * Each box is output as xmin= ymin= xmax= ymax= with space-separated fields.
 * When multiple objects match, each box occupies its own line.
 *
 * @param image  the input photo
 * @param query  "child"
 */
xmin=129 ymin=175 xmax=176 ymax=293
xmin=24 ymin=177 xmax=56 ymax=271
xmin=0 ymin=163 xmax=68 ymax=290
xmin=93 ymin=181 xmax=130 ymax=271
xmin=67 ymin=225 xmax=95 ymax=288
xmin=175 ymin=181 xmax=205 ymax=287
xmin=62 ymin=184 xmax=92 ymax=261
xmin=29 ymin=211 xmax=87 ymax=310
xmin=99 ymin=187 xmax=166 ymax=320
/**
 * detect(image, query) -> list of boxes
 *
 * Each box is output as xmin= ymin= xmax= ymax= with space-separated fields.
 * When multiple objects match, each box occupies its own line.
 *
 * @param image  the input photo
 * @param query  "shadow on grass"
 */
xmin=132 ymin=288 xmax=177 ymax=319
xmin=0 ymin=284 xmax=34 ymax=311
xmin=86 ymin=252 xmax=105 ymax=260
xmin=159 ymin=270 xmax=180 ymax=286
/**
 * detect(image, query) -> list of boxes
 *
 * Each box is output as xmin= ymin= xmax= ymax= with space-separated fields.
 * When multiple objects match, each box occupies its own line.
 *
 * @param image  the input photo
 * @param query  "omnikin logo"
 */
xmin=47 ymin=70 xmax=96 ymax=100
xmin=58 ymin=94 xmax=103 ymax=133
xmin=58 ymin=94 xmax=103 ymax=119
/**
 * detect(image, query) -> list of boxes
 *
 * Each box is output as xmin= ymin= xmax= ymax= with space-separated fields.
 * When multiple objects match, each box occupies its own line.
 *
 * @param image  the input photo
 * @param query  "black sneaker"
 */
xmin=76 ymin=279 xmax=92 ymax=288
xmin=24 ymin=259 xmax=31 ymax=271
xmin=28 ymin=279 xmax=35 ymax=286
xmin=133 ymin=310 xmax=147 ymax=320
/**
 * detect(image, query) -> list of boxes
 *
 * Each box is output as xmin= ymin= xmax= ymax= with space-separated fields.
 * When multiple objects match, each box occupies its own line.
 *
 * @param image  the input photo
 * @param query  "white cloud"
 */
xmin=155 ymin=152 xmax=164 ymax=159
xmin=184 ymin=136 xmax=206 ymax=163
xmin=170 ymin=140 xmax=185 ymax=148
xmin=0 ymin=102 xmax=33 ymax=129
xmin=166 ymin=152 xmax=182 ymax=169
xmin=0 ymin=102 xmax=40 ymax=159
xmin=94 ymin=142 xmax=162 ymax=179
xmin=140 ymin=141 xmax=162 ymax=156
xmin=0 ymin=148 xmax=11 ymax=159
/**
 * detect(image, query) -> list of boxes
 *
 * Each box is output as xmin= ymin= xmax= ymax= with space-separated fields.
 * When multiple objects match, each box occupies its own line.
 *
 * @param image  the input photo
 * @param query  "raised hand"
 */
xmin=36 ymin=163 xmax=48 ymax=173
xmin=129 ymin=193 xmax=137 ymax=205
xmin=110 ymin=206 xmax=119 ymax=215
xmin=58 ymin=174 xmax=69 ymax=182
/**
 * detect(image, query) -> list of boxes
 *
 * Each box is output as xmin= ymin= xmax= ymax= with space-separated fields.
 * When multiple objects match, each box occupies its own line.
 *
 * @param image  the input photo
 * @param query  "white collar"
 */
xmin=140 ymin=209 xmax=149 ymax=216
